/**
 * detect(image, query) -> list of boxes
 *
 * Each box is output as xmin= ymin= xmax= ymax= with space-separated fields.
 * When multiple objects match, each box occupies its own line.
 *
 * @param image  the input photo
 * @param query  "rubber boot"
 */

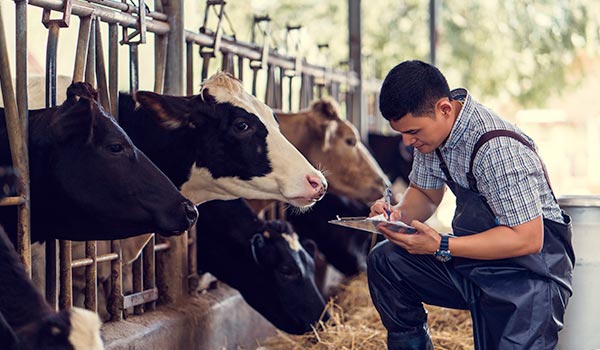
xmin=387 ymin=324 xmax=434 ymax=350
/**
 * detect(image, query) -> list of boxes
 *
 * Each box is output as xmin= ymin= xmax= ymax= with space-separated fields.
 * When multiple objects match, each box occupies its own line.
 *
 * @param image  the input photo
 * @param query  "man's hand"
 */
xmin=370 ymin=199 xmax=402 ymax=221
xmin=377 ymin=220 xmax=441 ymax=255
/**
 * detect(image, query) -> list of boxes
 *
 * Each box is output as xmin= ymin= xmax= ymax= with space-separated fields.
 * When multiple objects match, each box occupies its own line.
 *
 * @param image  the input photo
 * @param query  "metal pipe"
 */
xmin=163 ymin=0 xmax=183 ymax=94
xmin=0 ymin=196 xmax=26 ymax=206
xmin=108 ymin=23 xmax=118 ymax=117
xmin=45 ymin=240 xmax=58 ymax=309
xmin=59 ymin=240 xmax=72 ymax=310
xmin=45 ymin=24 xmax=59 ymax=108
xmin=154 ymin=35 xmax=167 ymax=94
xmin=129 ymin=44 xmax=139 ymax=93
xmin=84 ymin=0 xmax=168 ymax=21
xmin=185 ymin=31 xmax=359 ymax=86
xmin=14 ymin=0 xmax=31 ymax=274
xmin=95 ymin=18 xmax=110 ymax=111
xmin=84 ymin=240 xmax=97 ymax=312
xmin=71 ymin=252 xmax=118 ymax=268
xmin=29 ymin=0 xmax=169 ymax=34
xmin=132 ymin=256 xmax=143 ymax=314
xmin=143 ymin=235 xmax=156 ymax=311
xmin=109 ymin=239 xmax=123 ymax=321
xmin=73 ymin=16 xmax=91 ymax=82
xmin=85 ymin=18 xmax=96 ymax=86
xmin=186 ymin=41 xmax=194 ymax=95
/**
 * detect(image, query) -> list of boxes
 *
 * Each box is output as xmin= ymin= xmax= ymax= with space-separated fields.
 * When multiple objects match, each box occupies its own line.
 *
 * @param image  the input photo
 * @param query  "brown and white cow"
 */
xmin=275 ymin=97 xmax=389 ymax=203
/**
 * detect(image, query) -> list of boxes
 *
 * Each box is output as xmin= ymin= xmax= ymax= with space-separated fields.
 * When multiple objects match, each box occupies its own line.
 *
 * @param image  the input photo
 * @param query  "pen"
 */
xmin=385 ymin=186 xmax=392 ymax=221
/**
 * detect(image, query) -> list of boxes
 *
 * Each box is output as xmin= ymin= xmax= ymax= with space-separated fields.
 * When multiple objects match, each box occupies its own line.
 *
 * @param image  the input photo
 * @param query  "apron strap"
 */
xmin=468 ymin=130 xmax=557 ymax=201
xmin=435 ymin=149 xmax=458 ymax=195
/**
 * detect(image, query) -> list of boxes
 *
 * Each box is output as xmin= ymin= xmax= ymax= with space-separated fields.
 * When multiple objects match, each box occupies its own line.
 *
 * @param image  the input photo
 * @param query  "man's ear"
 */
xmin=438 ymin=98 xmax=453 ymax=117
xmin=134 ymin=91 xmax=194 ymax=130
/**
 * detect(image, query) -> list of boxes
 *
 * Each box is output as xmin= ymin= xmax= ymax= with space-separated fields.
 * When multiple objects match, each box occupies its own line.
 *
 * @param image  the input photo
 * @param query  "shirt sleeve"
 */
xmin=408 ymin=150 xmax=446 ymax=189
xmin=473 ymin=138 xmax=544 ymax=226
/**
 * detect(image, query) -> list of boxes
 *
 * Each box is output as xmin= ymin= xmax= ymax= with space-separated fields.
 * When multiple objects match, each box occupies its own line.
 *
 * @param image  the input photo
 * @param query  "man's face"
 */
xmin=388 ymin=99 xmax=455 ymax=154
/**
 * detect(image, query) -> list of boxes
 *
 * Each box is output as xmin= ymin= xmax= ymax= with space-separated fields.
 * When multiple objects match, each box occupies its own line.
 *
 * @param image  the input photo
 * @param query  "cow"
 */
xmin=286 ymin=193 xmax=383 ymax=276
xmin=195 ymin=199 xmax=328 ymax=335
xmin=0 ymin=225 xmax=103 ymax=350
xmin=367 ymin=132 xmax=414 ymax=185
xmin=119 ymin=72 xmax=327 ymax=208
xmin=0 ymin=82 xmax=198 ymax=245
xmin=0 ymin=166 xmax=18 ymax=198
xmin=276 ymin=98 xmax=389 ymax=203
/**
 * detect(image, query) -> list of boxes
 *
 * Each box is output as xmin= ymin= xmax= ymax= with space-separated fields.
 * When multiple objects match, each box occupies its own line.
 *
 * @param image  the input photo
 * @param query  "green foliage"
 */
xmin=207 ymin=0 xmax=600 ymax=108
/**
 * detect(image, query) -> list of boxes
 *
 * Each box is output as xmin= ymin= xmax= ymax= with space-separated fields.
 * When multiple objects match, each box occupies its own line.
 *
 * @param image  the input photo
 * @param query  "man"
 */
xmin=368 ymin=60 xmax=575 ymax=350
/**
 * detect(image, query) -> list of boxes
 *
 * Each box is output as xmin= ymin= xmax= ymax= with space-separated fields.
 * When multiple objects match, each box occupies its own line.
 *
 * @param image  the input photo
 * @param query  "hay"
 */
xmin=258 ymin=274 xmax=473 ymax=350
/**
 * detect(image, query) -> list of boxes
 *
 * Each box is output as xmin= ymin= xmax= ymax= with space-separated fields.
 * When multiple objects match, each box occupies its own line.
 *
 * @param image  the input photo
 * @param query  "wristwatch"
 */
xmin=434 ymin=234 xmax=453 ymax=262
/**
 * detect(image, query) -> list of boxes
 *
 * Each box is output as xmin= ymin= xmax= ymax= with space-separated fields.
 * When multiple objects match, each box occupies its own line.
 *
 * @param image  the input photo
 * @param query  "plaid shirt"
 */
xmin=409 ymin=88 xmax=564 ymax=226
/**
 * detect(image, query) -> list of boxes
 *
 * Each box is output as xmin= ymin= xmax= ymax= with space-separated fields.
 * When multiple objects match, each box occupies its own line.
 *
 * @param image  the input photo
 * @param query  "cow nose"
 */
xmin=183 ymin=201 xmax=199 ymax=226
xmin=306 ymin=175 xmax=327 ymax=200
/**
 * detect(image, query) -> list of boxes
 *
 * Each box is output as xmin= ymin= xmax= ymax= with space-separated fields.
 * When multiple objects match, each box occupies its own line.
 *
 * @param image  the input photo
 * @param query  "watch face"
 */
xmin=434 ymin=250 xmax=452 ymax=262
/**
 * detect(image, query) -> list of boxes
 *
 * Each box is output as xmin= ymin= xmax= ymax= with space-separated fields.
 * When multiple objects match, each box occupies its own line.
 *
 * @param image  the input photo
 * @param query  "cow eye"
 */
xmin=234 ymin=121 xmax=249 ymax=132
xmin=106 ymin=144 xmax=125 ymax=154
xmin=346 ymin=137 xmax=357 ymax=146
xmin=279 ymin=265 xmax=301 ymax=279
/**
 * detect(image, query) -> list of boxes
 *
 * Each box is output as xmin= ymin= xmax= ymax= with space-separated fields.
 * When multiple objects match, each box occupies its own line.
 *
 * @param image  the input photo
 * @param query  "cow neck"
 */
xmin=180 ymin=166 xmax=239 ymax=204
xmin=0 ymin=228 xmax=53 ymax=331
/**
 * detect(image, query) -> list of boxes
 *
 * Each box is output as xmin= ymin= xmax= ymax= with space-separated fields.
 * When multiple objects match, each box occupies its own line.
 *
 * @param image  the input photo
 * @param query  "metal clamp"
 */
xmin=121 ymin=0 xmax=147 ymax=45
xmin=41 ymin=0 xmax=74 ymax=28
xmin=249 ymin=15 xmax=271 ymax=71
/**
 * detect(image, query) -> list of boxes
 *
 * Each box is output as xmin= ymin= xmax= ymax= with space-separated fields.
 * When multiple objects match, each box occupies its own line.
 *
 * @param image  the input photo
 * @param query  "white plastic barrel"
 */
xmin=558 ymin=195 xmax=600 ymax=350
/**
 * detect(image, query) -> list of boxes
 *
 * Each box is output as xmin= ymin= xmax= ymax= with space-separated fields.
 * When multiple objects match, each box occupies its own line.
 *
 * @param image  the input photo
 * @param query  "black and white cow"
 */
xmin=367 ymin=132 xmax=414 ymax=185
xmin=0 ymin=225 xmax=103 ymax=350
xmin=0 ymin=82 xmax=198 ymax=244
xmin=196 ymin=199 xmax=328 ymax=335
xmin=286 ymin=193 xmax=383 ymax=276
xmin=119 ymin=72 xmax=327 ymax=207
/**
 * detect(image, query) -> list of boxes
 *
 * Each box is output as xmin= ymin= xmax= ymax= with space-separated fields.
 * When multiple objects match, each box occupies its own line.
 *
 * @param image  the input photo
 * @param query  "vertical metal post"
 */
xmin=108 ymin=23 xmax=118 ymax=118
xmin=237 ymin=55 xmax=244 ymax=81
xmin=429 ymin=0 xmax=439 ymax=66
xmin=132 ymin=255 xmax=143 ymax=314
xmin=45 ymin=24 xmax=60 ymax=108
xmin=129 ymin=44 xmax=139 ymax=93
xmin=73 ymin=16 xmax=92 ymax=83
xmin=186 ymin=41 xmax=194 ymax=95
xmin=85 ymin=18 xmax=96 ymax=86
xmin=154 ymin=35 xmax=167 ymax=94
xmin=163 ymin=0 xmax=183 ymax=94
xmin=95 ymin=18 xmax=110 ymax=111
xmin=84 ymin=240 xmax=97 ymax=312
xmin=109 ymin=239 xmax=123 ymax=321
xmin=348 ymin=0 xmax=366 ymax=140
xmin=59 ymin=240 xmax=72 ymax=310
xmin=142 ymin=235 xmax=156 ymax=311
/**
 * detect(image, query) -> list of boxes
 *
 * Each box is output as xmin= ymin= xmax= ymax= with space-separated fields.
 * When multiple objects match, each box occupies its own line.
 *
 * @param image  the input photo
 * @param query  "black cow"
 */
xmin=0 ymin=82 xmax=197 ymax=245
xmin=0 ymin=166 xmax=18 ymax=198
xmin=0 ymin=225 xmax=103 ymax=350
xmin=196 ymin=199 xmax=328 ymax=334
xmin=118 ymin=72 xmax=327 ymax=208
xmin=286 ymin=193 xmax=384 ymax=276
xmin=367 ymin=132 xmax=414 ymax=185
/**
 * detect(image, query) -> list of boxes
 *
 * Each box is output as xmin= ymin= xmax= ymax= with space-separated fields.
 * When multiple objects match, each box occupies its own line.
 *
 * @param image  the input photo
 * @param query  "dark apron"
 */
xmin=434 ymin=130 xmax=575 ymax=349
xmin=367 ymin=130 xmax=575 ymax=350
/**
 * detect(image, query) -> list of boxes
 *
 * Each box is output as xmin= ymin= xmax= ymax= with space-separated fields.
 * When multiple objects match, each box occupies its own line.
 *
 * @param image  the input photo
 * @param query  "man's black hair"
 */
xmin=379 ymin=60 xmax=452 ymax=121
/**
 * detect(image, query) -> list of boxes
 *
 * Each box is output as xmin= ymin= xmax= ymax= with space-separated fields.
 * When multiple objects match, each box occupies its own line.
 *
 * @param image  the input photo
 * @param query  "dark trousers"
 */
xmin=367 ymin=240 xmax=569 ymax=350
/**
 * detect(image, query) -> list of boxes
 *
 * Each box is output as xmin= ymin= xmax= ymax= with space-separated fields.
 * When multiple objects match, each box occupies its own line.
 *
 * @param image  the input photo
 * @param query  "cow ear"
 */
xmin=0 ymin=312 xmax=18 ymax=350
xmin=250 ymin=233 xmax=267 ymax=265
xmin=50 ymin=97 xmax=95 ymax=144
xmin=311 ymin=98 xmax=340 ymax=121
xmin=134 ymin=91 xmax=194 ymax=130
xmin=301 ymin=239 xmax=318 ymax=258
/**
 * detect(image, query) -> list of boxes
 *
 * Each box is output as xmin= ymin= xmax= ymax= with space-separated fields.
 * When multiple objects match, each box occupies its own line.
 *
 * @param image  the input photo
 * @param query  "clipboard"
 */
xmin=328 ymin=214 xmax=417 ymax=234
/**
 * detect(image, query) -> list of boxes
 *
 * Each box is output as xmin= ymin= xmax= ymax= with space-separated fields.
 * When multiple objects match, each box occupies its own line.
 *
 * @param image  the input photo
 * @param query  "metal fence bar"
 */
xmin=95 ymin=18 xmax=110 ymax=111
xmin=59 ymin=240 xmax=72 ymax=309
xmin=143 ymin=235 xmax=156 ymax=311
xmin=154 ymin=35 xmax=167 ymax=94
xmin=108 ymin=23 xmax=118 ymax=117
xmin=132 ymin=255 xmax=143 ymax=315
xmin=73 ymin=16 xmax=91 ymax=82
xmin=29 ymin=0 xmax=169 ymax=34
xmin=186 ymin=41 xmax=194 ymax=95
xmin=85 ymin=18 xmax=96 ymax=86
xmin=84 ymin=240 xmax=98 ymax=312
xmin=109 ymin=239 xmax=123 ymax=321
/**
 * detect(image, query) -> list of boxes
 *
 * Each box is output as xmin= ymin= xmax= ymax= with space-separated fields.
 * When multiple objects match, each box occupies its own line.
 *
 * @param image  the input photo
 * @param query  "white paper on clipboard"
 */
xmin=328 ymin=214 xmax=417 ymax=234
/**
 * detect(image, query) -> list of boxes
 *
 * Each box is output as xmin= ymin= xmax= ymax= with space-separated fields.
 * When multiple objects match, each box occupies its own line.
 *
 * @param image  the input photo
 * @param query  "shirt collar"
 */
xmin=440 ymin=88 xmax=472 ymax=151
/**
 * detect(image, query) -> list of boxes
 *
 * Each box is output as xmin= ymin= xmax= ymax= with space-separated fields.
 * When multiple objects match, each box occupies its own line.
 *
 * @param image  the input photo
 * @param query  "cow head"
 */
xmin=13 ymin=308 xmax=103 ymax=350
xmin=27 ymin=82 xmax=197 ymax=241
xmin=250 ymin=227 xmax=328 ymax=334
xmin=133 ymin=72 xmax=327 ymax=209
xmin=277 ymin=98 xmax=390 ymax=203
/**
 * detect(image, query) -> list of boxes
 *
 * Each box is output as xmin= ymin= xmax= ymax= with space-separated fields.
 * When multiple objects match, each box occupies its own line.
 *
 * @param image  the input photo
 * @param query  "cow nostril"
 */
xmin=184 ymin=202 xmax=198 ymax=224
xmin=306 ymin=175 xmax=321 ymax=190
